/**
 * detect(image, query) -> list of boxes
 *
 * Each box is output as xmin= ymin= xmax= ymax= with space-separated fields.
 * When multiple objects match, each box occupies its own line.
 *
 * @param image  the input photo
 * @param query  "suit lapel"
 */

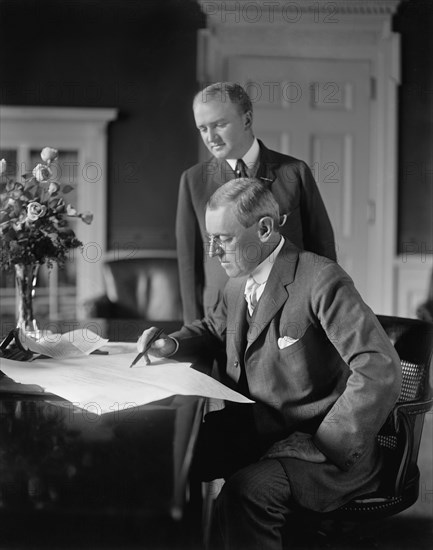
xmin=208 ymin=157 xmax=237 ymax=187
xmin=227 ymin=278 xmax=249 ymax=358
xmin=246 ymin=243 xmax=299 ymax=350
xmin=209 ymin=142 xmax=277 ymax=188
xmin=256 ymin=140 xmax=278 ymax=185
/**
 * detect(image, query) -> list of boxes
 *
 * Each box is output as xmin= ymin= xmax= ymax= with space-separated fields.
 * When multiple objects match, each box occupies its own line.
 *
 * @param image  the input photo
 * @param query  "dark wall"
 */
xmin=1 ymin=0 xmax=432 ymax=255
xmin=0 ymin=0 xmax=204 ymax=250
xmin=395 ymin=0 xmax=433 ymax=254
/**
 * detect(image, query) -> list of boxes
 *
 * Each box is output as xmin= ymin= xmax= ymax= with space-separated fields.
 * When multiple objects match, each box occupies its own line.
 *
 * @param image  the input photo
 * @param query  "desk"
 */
xmin=0 ymin=319 xmax=204 ymax=548
xmin=0 ymin=317 xmax=184 ymax=344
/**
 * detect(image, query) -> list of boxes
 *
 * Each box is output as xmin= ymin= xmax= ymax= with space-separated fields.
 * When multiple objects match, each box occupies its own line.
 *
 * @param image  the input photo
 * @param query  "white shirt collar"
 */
xmin=226 ymin=138 xmax=260 ymax=173
xmin=248 ymin=236 xmax=285 ymax=286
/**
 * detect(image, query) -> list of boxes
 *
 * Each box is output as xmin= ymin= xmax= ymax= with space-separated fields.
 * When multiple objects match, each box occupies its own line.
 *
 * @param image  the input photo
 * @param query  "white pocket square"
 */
xmin=277 ymin=336 xmax=299 ymax=349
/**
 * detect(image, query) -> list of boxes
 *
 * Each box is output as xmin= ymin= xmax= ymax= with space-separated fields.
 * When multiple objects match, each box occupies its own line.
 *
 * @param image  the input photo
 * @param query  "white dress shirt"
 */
xmin=226 ymin=138 xmax=260 ymax=177
xmin=244 ymin=236 xmax=285 ymax=313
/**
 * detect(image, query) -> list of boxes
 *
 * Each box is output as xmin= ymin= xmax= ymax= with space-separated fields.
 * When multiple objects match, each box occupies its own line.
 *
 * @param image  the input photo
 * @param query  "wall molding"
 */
xmin=104 ymin=249 xmax=177 ymax=262
xmin=200 ymin=0 xmax=401 ymax=27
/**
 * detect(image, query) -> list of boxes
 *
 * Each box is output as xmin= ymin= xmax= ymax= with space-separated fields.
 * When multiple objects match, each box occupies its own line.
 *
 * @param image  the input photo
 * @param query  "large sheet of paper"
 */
xmin=0 ymin=342 xmax=252 ymax=414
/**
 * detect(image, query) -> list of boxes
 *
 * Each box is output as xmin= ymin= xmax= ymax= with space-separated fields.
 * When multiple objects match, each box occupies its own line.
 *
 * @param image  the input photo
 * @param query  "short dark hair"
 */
xmin=207 ymin=178 xmax=280 ymax=228
xmin=193 ymin=82 xmax=253 ymax=115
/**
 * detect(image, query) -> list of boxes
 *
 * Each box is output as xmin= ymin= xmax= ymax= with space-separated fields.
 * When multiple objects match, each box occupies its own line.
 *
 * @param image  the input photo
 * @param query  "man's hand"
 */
xmin=137 ymin=327 xmax=176 ymax=359
xmin=262 ymin=432 xmax=326 ymax=463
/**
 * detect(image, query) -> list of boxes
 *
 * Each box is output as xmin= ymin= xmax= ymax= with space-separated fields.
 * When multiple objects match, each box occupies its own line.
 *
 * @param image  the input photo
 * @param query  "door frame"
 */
xmin=197 ymin=0 xmax=401 ymax=315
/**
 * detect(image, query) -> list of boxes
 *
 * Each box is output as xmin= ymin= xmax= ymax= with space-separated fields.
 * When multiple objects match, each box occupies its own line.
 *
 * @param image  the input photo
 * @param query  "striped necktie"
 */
xmin=235 ymin=159 xmax=248 ymax=179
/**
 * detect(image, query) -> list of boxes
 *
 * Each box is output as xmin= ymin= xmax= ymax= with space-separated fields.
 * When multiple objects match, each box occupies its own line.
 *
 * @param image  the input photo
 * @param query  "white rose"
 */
xmin=66 ymin=205 xmax=78 ymax=216
xmin=32 ymin=163 xmax=52 ymax=183
xmin=0 ymin=158 xmax=6 ymax=175
xmin=40 ymin=147 xmax=58 ymax=164
xmin=48 ymin=181 xmax=60 ymax=194
xmin=27 ymin=202 xmax=47 ymax=222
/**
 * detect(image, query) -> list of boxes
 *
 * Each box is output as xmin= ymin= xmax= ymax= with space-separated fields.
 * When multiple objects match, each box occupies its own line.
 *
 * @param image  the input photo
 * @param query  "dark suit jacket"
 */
xmin=176 ymin=140 xmax=337 ymax=323
xmin=171 ymin=242 xmax=401 ymax=512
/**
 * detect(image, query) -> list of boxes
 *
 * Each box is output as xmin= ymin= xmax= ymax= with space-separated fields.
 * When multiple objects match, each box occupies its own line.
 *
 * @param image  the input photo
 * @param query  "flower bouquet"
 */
xmin=0 ymin=147 xmax=93 ymax=335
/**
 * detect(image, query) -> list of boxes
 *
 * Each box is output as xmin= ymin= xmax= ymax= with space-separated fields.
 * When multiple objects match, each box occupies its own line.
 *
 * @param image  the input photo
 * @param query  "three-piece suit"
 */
xmin=171 ymin=241 xmax=401 ymax=513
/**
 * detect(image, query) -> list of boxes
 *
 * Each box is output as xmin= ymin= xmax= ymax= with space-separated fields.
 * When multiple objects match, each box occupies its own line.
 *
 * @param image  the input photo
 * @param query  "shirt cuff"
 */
xmin=166 ymin=336 xmax=179 ymax=357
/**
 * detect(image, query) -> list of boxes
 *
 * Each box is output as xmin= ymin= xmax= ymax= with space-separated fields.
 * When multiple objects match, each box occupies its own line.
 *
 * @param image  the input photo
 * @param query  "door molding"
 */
xmin=197 ymin=0 xmax=401 ymax=315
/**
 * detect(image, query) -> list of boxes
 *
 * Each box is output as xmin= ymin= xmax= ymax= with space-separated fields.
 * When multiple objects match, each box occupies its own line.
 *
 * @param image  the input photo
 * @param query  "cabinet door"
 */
xmin=0 ymin=147 xmax=80 ymax=319
xmin=0 ymin=148 xmax=21 ymax=318
xmin=0 ymin=106 xmax=116 ymax=321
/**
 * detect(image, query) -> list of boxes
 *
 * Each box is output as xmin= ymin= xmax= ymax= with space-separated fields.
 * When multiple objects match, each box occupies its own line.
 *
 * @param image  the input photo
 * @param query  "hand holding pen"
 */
xmin=130 ymin=327 xmax=177 ymax=368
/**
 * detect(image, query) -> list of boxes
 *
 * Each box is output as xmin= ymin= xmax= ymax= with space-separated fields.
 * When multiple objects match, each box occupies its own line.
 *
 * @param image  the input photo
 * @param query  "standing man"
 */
xmin=140 ymin=179 xmax=401 ymax=550
xmin=176 ymin=81 xmax=336 ymax=323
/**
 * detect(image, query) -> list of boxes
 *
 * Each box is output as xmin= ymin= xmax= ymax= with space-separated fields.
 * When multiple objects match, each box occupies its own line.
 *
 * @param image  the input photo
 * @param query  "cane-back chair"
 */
xmin=324 ymin=314 xmax=433 ymax=520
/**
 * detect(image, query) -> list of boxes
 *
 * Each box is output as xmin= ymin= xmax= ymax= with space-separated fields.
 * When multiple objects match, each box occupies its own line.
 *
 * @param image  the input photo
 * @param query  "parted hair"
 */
xmin=207 ymin=178 xmax=280 ymax=228
xmin=193 ymin=82 xmax=253 ymax=115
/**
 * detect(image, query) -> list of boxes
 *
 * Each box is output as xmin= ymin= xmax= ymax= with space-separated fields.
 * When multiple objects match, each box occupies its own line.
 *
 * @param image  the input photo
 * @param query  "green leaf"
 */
xmin=30 ymin=186 xmax=41 ymax=199
xmin=13 ymin=200 xmax=23 ymax=216
xmin=62 ymin=184 xmax=74 ymax=194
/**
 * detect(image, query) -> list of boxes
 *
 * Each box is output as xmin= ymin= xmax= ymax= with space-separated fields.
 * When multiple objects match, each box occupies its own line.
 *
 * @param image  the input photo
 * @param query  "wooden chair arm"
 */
xmin=392 ymin=398 xmax=433 ymax=495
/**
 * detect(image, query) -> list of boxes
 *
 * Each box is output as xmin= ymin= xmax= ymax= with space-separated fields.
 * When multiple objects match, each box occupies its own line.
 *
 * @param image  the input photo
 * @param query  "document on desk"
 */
xmin=0 ymin=343 xmax=253 ymax=413
xmin=19 ymin=329 xmax=109 ymax=359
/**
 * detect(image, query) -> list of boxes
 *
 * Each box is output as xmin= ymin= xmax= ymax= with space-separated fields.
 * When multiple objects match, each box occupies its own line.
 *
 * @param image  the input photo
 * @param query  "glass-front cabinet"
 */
xmin=0 ymin=106 xmax=117 ymax=320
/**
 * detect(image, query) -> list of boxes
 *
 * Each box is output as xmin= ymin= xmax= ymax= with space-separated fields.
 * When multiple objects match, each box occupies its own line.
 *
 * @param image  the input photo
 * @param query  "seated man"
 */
xmin=137 ymin=178 xmax=401 ymax=550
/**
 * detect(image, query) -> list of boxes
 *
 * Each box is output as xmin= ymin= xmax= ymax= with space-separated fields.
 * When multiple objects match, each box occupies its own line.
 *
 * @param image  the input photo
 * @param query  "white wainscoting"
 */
xmin=393 ymin=255 xmax=432 ymax=318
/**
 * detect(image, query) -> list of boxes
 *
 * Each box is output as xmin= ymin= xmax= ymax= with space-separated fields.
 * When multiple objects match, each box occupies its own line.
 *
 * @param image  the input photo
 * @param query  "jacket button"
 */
xmin=233 ymin=361 xmax=239 ymax=368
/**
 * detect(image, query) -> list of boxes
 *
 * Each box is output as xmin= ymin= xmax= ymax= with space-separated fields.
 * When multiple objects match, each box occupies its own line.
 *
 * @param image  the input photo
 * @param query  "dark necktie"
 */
xmin=235 ymin=159 xmax=248 ymax=179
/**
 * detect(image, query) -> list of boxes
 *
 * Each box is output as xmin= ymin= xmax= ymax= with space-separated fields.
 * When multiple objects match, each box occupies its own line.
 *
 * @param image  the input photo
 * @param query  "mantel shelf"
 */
xmin=0 ymin=106 xmax=117 ymax=123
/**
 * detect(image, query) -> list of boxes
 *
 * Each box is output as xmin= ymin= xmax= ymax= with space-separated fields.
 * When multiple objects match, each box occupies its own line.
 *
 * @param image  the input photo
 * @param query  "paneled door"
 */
xmin=229 ymin=57 xmax=371 ymax=300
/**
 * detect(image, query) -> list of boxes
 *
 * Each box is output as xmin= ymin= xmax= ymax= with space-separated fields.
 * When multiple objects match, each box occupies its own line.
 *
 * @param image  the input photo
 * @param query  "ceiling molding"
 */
xmin=199 ymin=0 xmax=402 ymax=20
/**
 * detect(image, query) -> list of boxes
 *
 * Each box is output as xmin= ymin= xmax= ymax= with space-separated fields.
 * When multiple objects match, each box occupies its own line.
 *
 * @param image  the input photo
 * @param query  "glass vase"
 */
xmin=15 ymin=263 xmax=40 ymax=337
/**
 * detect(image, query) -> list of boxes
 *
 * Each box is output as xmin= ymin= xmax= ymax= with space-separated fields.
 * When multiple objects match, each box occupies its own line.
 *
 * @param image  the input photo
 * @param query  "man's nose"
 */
xmin=208 ymin=127 xmax=218 ymax=142
xmin=208 ymin=240 xmax=222 ymax=258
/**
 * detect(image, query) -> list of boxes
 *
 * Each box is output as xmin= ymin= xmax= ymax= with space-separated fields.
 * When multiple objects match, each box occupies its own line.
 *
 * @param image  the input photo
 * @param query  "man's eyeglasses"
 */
xmin=206 ymin=234 xmax=234 ymax=249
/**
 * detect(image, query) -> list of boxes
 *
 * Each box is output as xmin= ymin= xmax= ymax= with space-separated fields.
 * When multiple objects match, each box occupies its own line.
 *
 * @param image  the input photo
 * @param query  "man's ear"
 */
xmin=257 ymin=216 xmax=274 ymax=241
xmin=244 ymin=110 xmax=253 ymax=130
